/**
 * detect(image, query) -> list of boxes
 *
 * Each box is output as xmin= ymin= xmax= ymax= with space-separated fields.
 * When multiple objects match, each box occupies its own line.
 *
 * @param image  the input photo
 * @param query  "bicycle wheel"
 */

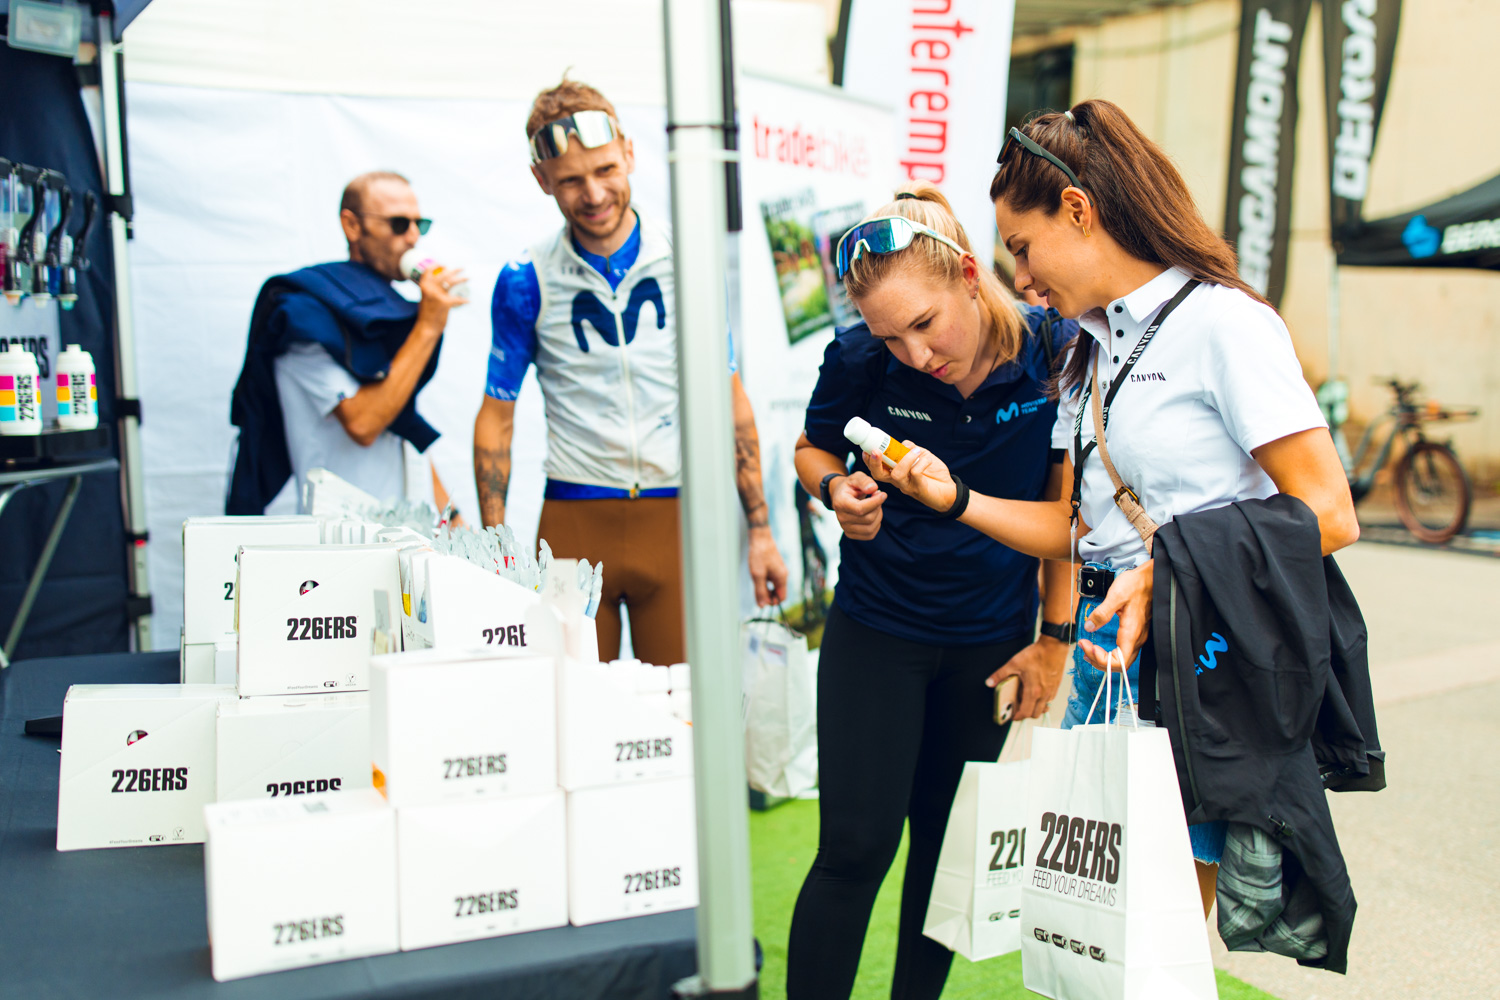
xmin=1393 ymin=441 xmax=1472 ymax=544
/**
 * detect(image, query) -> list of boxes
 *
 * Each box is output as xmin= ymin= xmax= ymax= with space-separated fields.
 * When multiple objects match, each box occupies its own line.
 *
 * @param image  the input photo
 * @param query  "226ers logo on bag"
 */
xmin=111 ymin=767 xmax=189 ymax=792
xmin=1031 ymin=811 xmax=1123 ymax=907
xmin=266 ymin=778 xmax=343 ymax=797
xmin=285 ymin=615 xmax=358 ymax=641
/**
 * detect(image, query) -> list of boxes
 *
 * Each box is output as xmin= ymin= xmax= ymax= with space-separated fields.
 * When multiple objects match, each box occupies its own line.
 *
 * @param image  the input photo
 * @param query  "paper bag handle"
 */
xmin=1081 ymin=647 xmax=1137 ymax=728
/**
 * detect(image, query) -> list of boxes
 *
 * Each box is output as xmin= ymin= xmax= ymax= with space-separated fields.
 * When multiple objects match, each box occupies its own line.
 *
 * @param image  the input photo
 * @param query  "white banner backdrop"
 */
xmin=842 ymin=0 xmax=1016 ymax=268
xmin=127 ymin=84 xmax=671 ymax=648
xmin=734 ymin=72 xmax=895 ymax=629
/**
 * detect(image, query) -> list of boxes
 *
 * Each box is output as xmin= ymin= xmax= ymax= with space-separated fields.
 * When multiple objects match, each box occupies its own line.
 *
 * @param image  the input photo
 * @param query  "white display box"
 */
xmin=204 ymin=789 xmax=398 ymax=981
xmin=182 ymin=516 xmax=320 ymax=645
xmin=56 ymin=684 xmax=235 ymax=851
xmin=556 ymin=658 xmax=693 ymax=791
xmin=216 ymin=694 xmax=372 ymax=803
xmin=395 ymin=792 xmax=568 ymax=950
xmin=401 ymin=551 xmax=540 ymax=652
xmin=212 ymin=634 xmax=237 ymax=685
xmin=370 ymin=650 xmax=557 ymax=807
xmin=182 ymin=642 xmax=215 ymax=684
xmin=566 ymin=776 xmax=699 ymax=926
xmin=235 ymin=544 xmax=400 ymax=697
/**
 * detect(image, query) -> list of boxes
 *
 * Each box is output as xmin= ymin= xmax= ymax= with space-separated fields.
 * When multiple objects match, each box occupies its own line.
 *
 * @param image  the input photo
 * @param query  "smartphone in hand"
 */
xmin=994 ymin=675 xmax=1020 ymax=726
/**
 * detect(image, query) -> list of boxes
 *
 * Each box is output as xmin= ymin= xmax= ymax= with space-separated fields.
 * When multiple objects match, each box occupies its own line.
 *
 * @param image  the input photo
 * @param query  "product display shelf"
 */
xmin=0 ymin=651 xmax=698 ymax=999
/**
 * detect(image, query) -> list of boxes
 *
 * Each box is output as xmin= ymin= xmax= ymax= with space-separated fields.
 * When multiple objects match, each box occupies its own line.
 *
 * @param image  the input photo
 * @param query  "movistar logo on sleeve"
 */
xmin=1197 ymin=632 xmax=1228 ymax=675
xmin=570 ymin=278 xmax=665 ymax=352
xmin=997 ymin=397 xmax=1049 ymax=423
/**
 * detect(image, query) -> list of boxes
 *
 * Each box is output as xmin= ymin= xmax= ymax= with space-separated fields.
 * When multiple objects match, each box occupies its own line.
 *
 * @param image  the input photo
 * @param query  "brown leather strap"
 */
xmin=1089 ymin=356 xmax=1159 ymax=553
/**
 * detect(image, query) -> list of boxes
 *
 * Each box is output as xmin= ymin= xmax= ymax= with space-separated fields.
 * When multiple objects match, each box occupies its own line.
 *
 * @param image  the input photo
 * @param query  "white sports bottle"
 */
xmin=399 ymin=250 xmax=468 ymax=300
xmin=55 ymin=343 xmax=98 ymax=430
xmin=0 ymin=342 xmax=42 ymax=435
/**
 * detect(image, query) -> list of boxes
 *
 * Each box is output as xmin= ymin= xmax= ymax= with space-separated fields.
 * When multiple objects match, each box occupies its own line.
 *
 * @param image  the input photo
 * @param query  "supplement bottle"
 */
xmin=844 ymin=416 xmax=911 ymax=467
xmin=399 ymin=249 xmax=469 ymax=300
xmin=0 ymin=342 xmax=43 ymax=435
xmin=55 ymin=343 xmax=98 ymax=430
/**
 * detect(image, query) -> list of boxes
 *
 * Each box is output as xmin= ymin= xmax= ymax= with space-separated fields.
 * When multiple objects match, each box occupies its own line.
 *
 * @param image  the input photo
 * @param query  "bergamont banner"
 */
xmin=1322 ymin=0 xmax=1404 ymax=245
xmin=1223 ymin=0 xmax=1312 ymax=307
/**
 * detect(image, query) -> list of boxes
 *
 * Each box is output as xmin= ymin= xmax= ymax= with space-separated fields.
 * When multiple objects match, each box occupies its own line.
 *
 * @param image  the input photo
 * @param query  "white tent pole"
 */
xmin=97 ymin=13 xmax=152 ymax=651
xmin=661 ymin=0 xmax=758 ymax=995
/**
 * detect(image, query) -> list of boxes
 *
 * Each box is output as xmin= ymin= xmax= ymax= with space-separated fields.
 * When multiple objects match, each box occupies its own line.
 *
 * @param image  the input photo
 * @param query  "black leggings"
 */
xmin=786 ymin=603 xmax=1025 ymax=1000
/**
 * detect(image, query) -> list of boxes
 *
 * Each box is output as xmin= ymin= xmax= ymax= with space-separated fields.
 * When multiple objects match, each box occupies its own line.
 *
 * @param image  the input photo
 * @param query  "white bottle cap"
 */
xmin=844 ymin=416 xmax=872 ymax=446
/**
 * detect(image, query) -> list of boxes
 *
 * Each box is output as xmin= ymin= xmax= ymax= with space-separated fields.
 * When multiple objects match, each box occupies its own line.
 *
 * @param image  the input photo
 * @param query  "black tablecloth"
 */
xmin=0 ymin=653 xmax=698 ymax=999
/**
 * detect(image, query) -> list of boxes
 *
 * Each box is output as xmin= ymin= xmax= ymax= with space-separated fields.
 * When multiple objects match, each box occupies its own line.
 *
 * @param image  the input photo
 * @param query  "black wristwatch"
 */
xmin=819 ymin=471 xmax=844 ymax=511
xmin=1039 ymin=620 xmax=1075 ymax=644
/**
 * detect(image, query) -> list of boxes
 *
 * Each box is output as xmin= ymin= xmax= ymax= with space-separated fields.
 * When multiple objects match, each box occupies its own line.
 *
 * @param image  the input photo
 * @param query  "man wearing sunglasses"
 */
xmin=474 ymin=78 xmax=786 ymax=665
xmin=228 ymin=170 xmax=467 ymax=514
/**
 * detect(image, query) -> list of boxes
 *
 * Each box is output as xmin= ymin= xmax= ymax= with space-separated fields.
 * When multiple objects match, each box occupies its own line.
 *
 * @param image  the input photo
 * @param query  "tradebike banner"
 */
xmin=1223 ymin=0 xmax=1312 ymax=307
xmin=1322 ymin=0 xmax=1404 ymax=245
xmin=840 ymin=0 xmax=1017 ymax=269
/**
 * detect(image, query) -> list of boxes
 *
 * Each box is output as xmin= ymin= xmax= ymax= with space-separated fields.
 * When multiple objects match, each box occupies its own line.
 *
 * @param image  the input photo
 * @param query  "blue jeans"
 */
xmin=1061 ymin=562 xmax=1227 ymax=865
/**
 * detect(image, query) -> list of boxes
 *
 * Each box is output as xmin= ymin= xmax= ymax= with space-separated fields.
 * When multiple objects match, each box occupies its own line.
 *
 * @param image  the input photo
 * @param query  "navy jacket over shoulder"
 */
xmin=227 ymin=261 xmax=442 ymax=514
xmin=803 ymin=306 xmax=1074 ymax=646
xmin=1149 ymin=493 xmax=1382 ymax=974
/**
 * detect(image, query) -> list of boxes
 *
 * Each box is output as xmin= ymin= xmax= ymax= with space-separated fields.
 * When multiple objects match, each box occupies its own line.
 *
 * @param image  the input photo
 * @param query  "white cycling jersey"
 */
xmin=530 ymin=213 xmax=681 ymax=493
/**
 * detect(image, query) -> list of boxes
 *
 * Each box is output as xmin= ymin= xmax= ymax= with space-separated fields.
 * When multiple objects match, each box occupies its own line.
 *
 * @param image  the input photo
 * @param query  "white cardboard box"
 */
xmin=401 ymin=551 xmax=540 ymax=652
xmin=395 ymin=792 xmax=568 ymax=950
xmin=212 ymin=633 xmax=237 ymax=685
xmin=204 ymin=789 xmax=399 ymax=981
xmin=235 ymin=544 xmax=400 ymax=697
xmin=216 ymin=694 xmax=372 ymax=802
xmin=556 ymin=658 xmax=693 ymax=790
xmin=182 ymin=516 xmax=320 ymax=645
xmin=182 ymin=641 xmax=215 ymax=684
xmin=370 ymin=650 xmax=557 ymax=807
xmin=56 ymin=684 xmax=235 ymax=850
xmin=566 ymin=776 xmax=699 ymax=926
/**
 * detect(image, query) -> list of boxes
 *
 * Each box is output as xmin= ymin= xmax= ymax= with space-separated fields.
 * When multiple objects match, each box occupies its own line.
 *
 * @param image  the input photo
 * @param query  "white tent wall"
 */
xmin=121 ymin=0 xmax=829 ymax=650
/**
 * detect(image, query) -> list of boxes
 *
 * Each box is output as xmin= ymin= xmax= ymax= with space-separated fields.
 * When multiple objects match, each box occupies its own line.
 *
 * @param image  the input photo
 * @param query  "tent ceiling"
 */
xmin=1014 ymin=0 xmax=1197 ymax=37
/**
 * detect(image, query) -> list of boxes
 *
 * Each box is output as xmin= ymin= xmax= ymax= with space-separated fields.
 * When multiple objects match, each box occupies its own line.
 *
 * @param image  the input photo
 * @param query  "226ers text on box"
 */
xmin=57 ymin=684 xmax=235 ymax=850
xmin=235 ymin=544 xmax=400 ymax=697
xmin=203 ymin=789 xmax=399 ymax=981
xmin=370 ymin=650 xmax=557 ymax=807
xmin=395 ymin=791 xmax=568 ymax=950
xmin=215 ymin=694 xmax=372 ymax=803
xmin=565 ymin=775 xmax=699 ymax=926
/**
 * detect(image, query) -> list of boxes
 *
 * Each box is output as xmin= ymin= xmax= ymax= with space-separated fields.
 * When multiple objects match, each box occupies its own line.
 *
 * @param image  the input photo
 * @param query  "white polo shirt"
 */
xmin=1051 ymin=266 xmax=1326 ymax=571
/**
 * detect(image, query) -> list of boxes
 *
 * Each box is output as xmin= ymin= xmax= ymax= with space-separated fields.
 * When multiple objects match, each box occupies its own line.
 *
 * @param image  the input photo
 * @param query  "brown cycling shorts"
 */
xmin=536 ymin=497 xmax=685 ymax=665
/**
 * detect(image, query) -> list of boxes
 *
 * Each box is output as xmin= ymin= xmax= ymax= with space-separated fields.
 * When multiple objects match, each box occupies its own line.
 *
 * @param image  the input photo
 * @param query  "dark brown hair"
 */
xmin=526 ymin=75 xmax=620 ymax=140
xmin=990 ymin=99 xmax=1269 ymax=392
xmin=844 ymin=181 xmax=1025 ymax=372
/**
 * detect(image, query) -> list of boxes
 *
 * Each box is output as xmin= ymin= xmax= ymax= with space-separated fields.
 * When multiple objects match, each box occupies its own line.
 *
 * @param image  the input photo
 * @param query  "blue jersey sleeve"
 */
xmin=802 ymin=326 xmax=884 ymax=458
xmin=485 ymin=260 xmax=542 ymax=401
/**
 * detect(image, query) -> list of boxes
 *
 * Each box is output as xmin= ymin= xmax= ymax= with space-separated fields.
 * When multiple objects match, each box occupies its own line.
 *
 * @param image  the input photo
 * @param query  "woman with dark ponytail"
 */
xmin=871 ymin=101 xmax=1359 ymax=914
xmin=786 ymin=182 xmax=1077 ymax=999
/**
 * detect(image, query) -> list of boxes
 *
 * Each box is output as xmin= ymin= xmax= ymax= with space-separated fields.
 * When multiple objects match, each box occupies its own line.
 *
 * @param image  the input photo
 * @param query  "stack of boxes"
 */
xmin=57 ymin=513 xmax=703 ymax=982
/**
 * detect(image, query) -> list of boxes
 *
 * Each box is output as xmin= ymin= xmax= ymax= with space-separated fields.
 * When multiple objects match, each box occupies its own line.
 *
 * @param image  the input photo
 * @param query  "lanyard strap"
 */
xmin=1070 ymin=279 xmax=1200 ymax=523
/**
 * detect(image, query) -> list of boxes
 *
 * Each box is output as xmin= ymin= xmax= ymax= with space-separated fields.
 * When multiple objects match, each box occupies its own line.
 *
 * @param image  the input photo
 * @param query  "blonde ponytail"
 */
xmin=843 ymin=181 xmax=1023 ymax=369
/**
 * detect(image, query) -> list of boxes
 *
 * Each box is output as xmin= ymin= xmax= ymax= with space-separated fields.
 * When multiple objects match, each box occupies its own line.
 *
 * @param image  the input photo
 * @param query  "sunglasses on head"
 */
xmin=834 ymin=216 xmax=968 ymax=279
xmin=529 ymin=110 xmax=622 ymax=163
xmin=996 ymin=126 xmax=1084 ymax=192
xmin=358 ymin=212 xmax=431 ymax=236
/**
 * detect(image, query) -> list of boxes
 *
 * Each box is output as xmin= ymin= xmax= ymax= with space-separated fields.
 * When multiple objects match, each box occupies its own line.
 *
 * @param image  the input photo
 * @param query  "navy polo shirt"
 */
xmin=804 ymin=305 xmax=1076 ymax=646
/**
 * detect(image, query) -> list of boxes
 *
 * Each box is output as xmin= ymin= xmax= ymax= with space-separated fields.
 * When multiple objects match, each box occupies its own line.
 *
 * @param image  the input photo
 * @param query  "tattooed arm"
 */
xmin=731 ymin=374 xmax=788 ymax=606
xmin=473 ymin=396 xmax=515 ymax=528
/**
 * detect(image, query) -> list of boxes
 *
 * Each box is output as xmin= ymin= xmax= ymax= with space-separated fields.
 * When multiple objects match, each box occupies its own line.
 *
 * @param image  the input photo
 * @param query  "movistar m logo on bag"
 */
xmin=570 ymin=279 xmax=666 ymax=352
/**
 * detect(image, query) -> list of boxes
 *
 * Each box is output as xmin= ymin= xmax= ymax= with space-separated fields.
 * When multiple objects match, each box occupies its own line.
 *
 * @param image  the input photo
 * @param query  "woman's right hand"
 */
xmin=829 ymin=472 xmax=887 ymax=540
xmin=866 ymin=443 xmax=958 ymax=514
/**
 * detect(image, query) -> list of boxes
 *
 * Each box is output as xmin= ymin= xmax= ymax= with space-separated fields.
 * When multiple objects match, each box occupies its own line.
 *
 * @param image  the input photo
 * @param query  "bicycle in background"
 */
xmin=1343 ymin=378 xmax=1477 ymax=544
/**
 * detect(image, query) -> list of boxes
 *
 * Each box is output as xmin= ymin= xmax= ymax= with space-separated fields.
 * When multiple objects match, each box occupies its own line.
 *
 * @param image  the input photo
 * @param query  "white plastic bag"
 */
xmin=922 ymin=719 xmax=1039 ymax=960
xmin=741 ymin=617 xmax=817 ymax=798
xmin=1021 ymin=660 xmax=1216 ymax=1000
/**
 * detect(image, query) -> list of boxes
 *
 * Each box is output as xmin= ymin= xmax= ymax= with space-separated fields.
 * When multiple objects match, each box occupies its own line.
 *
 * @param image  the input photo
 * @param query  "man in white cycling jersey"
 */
xmin=474 ymin=76 xmax=787 ymax=665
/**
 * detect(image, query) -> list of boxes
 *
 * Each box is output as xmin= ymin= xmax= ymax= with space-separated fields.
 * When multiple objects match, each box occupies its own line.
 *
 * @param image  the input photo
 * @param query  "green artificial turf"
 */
xmin=749 ymin=798 xmax=1279 ymax=1000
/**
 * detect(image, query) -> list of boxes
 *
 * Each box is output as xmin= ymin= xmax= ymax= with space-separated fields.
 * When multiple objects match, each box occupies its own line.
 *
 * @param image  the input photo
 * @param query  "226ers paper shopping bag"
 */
xmin=1021 ymin=698 xmax=1215 ymax=999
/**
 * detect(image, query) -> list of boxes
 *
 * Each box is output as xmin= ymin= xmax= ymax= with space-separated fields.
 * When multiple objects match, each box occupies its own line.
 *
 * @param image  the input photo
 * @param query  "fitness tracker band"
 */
xmin=939 ymin=474 xmax=970 ymax=519
xmin=1039 ymin=620 xmax=1076 ymax=644
xmin=819 ymin=471 xmax=843 ymax=511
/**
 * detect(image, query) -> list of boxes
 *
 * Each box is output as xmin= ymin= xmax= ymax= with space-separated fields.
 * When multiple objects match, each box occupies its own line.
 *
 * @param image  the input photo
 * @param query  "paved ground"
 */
xmin=1209 ymin=541 xmax=1500 ymax=999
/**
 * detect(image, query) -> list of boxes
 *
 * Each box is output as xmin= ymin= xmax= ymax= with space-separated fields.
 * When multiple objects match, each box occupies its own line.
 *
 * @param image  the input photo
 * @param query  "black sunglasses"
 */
xmin=358 ymin=212 xmax=432 ymax=236
xmin=996 ymin=127 xmax=1083 ymax=191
